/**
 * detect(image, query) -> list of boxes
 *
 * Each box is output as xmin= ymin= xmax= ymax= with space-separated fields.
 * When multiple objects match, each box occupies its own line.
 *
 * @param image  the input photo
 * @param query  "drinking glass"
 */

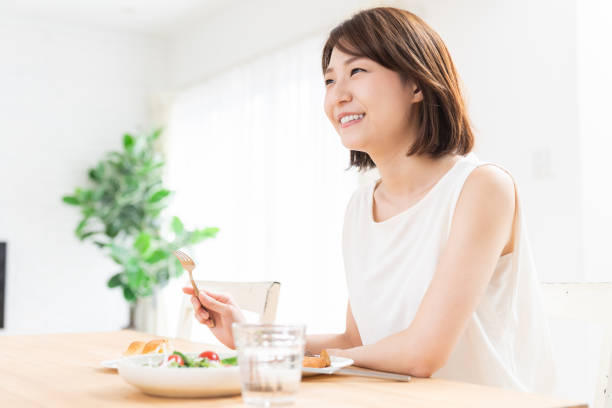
xmin=232 ymin=323 xmax=306 ymax=406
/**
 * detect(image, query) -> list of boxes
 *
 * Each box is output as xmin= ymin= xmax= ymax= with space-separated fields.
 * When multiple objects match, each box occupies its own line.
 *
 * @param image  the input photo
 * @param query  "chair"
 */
xmin=177 ymin=281 xmax=281 ymax=340
xmin=540 ymin=282 xmax=612 ymax=408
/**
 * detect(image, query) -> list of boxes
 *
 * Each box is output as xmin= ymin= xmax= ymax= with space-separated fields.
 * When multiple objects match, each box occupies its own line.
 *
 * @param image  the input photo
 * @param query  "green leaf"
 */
xmin=123 ymin=134 xmax=135 ymax=150
xmin=107 ymin=273 xmax=122 ymax=288
xmin=123 ymin=286 xmax=136 ymax=302
xmin=149 ymin=128 xmax=163 ymax=141
xmin=94 ymin=241 xmax=107 ymax=248
xmin=145 ymin=249 xmax=167 ymax=264
xmin=75 ymin=218 xmax=88 ymax=236
xmin=75 ymin=189 xmax=94 ymax=203
xmin=148 ymin=189 xmax=170 ymax=203
xmin=82 ymin=207 xmax=95 ymax=217
xmin=62 ymin=196 xmax=80 ymax=205
xmin=88 ymin=168 xmax=100 ymax=182
xmin=189 ymin=227 xmax=219 ymax=244
xmin=171 ymin=216 xmax=184 ymax=235
xmin=133 ymin=232 xmax=151 ymax=254
xmin=80 ymin=231 xmax=97 ymax=240
xmin=150 ymin=160 xmax=164 ymax=170
xmin=221 ymin=356 xmax=238 ymax=366
xmin=105 ymin=223 xmax=120 ymax=238
xmin=110 ymin=244 xmax=130 ymax=265
xmin=127 ymin=267 xmax=146 ymax=288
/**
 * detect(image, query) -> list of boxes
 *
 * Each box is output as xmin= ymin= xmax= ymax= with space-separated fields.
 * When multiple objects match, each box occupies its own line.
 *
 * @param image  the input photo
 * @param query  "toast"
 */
xmin=303 ymin=349 xmax=331 ymax=368
xmin=123 ymin=339 xmax=170 ymax=356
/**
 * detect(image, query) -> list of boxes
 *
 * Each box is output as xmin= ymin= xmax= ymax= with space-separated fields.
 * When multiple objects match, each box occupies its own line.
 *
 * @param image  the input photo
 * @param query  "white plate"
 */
xmin=117 ymin=353 xmax=241 ymax=398
xmin=301 ymin=356 xmax=354 ymax=376
xmin=100 ymin=358 xmax=121 ymax=369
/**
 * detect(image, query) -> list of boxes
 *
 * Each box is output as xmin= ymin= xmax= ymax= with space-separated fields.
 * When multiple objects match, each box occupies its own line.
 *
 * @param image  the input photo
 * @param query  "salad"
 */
xmin=155 ymin=350 xmax=238 ymax=368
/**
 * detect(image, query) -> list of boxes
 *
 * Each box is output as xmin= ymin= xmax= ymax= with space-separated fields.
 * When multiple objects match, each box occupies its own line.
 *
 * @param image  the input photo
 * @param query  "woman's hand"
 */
xmin=182 ymin=287 xmax=246 ymax=349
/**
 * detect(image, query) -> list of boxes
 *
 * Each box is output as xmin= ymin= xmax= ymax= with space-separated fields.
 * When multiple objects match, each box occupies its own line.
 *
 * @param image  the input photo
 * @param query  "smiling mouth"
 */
xmin=340 ymin=113 xmax=365 ymax=128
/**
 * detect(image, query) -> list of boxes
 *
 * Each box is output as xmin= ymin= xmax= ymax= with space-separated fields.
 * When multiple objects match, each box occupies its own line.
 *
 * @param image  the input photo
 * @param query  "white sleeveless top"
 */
xmin=343 ymin=153 xmax=556 ymax=393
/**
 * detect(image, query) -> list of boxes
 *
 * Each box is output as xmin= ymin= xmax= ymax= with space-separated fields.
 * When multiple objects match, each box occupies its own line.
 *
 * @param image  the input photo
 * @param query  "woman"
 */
xmin=183 ymin=7 xmax=556 ymax=393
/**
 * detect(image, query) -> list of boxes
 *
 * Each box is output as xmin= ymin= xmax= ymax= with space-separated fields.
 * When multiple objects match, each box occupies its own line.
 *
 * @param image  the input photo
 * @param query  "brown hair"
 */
xmin=322 ymin=7 xmax=474 ymax=171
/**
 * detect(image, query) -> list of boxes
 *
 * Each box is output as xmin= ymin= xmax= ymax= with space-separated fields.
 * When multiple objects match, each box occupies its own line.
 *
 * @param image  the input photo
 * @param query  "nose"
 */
xmin=331 ymin=79 xmax=352 ymax=105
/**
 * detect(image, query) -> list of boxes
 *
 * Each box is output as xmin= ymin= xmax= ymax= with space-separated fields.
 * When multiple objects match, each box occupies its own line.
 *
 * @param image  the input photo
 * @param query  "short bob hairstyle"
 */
xmin=322 ymin=7 xmax=474 ymax=171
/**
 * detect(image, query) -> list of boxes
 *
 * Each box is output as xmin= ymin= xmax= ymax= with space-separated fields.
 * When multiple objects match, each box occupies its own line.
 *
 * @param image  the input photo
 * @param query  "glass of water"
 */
xmin=232 ymin=323 xmax=306 ymax=406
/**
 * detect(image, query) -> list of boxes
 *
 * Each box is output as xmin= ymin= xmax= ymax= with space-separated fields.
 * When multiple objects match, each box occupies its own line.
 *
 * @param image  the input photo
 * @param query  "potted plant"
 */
xmin=62 ymin=129 xmax=218 ymax=329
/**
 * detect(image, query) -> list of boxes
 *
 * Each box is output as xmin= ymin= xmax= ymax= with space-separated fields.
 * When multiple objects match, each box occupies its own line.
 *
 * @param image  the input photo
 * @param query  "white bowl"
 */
xmin=117 ymin=353 xmax=240 ymax=398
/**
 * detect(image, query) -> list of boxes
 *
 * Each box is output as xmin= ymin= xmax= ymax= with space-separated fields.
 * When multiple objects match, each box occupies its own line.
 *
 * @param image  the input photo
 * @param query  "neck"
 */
xmin=369 ymin=149 xmax=459 ymax=199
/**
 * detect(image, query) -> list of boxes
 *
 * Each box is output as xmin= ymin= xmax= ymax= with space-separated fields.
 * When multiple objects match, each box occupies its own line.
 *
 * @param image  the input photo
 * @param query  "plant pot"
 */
xmin=126 ymin=292 xmax=159 ymax=334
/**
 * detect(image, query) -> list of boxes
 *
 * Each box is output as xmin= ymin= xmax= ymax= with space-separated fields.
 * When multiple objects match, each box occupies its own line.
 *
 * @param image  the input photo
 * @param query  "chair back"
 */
xmin=177 ymin=281 xmax=280 ymax=340
xmin=540 ymin=282 xmax=612 ymax=408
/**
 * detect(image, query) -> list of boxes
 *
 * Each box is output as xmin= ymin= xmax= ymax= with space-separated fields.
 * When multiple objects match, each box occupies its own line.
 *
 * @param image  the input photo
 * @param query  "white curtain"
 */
xmin=159 ymin=34 xmax=360 ymax=341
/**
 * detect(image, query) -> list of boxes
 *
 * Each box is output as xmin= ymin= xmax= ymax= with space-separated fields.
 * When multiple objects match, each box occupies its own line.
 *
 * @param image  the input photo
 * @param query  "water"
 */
xmin=238 ymin=346 xmax=303 ymax=406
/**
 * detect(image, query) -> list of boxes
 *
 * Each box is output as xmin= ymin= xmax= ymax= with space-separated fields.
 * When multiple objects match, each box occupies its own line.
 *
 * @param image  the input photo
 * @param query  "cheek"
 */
xmin=368 ymin=88 xmax=409 ymax=129
xmin=323 ymin=95 xmax=335 ymax=125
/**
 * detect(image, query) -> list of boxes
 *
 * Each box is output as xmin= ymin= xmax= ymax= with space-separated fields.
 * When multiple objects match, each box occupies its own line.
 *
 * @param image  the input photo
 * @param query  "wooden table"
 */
xmin=0 ymin=330 xmax=585 ymax=407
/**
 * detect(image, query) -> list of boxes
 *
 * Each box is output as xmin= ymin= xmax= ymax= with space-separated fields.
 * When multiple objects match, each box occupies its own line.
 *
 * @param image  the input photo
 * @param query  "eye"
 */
xmin=324 ymin=78 xmax=334 ymax=86
xmin=351 ymin=68 xmax=365 ymax=76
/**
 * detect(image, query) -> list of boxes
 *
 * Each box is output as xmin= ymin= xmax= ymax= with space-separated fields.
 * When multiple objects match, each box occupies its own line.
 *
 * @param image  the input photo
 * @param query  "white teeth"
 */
xmin=340 ymin=114 xmax=364 ymax=124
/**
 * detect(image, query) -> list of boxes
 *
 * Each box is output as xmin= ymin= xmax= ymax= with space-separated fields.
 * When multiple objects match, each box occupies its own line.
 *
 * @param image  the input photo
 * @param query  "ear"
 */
xmin=412 ymin=83 xmax=423 ymax=103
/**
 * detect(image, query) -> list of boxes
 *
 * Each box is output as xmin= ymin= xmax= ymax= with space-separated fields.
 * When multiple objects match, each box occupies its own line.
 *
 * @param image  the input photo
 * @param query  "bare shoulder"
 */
xmin=457 ymin=164 xmax=515 ymax=220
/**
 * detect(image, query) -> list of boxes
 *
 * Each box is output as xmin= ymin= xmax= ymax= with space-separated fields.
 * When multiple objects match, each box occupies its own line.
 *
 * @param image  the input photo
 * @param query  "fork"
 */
xmin=173 ymin=249 xmax=215 ymax=328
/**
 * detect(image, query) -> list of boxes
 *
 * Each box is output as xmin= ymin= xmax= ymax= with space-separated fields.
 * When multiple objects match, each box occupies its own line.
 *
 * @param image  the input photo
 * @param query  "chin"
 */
xmin=339 ymin=133 xmax=368 ymax=152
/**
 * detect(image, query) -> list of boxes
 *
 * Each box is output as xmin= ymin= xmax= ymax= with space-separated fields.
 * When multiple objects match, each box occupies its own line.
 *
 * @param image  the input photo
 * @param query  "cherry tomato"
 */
xmin=168 ymin=354 xmax=184 ymax=366
xmin=198 ymin=351 xmax=219 ymax=361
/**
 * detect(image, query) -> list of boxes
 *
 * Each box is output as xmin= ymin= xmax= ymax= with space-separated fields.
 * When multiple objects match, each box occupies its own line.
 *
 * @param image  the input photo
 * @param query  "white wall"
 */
xmin=167 ymin=0 xmax=377 ymax=89
xmin=0 ymin=16 xmax=168 ymax=333
xmin=578 ymin=0 xmax=612 ymax=282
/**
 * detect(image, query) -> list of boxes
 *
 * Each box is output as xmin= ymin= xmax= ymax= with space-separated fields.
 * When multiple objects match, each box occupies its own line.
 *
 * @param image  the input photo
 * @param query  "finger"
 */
xmin=202 ymin=317 xmax=215 ymax=328
xmin=197 ymin=314 xmax=214 ymax=328
xmin=192 ymin=303 xmax=212 ymax=325
xmin=195 ymin=306 xmax=214 ymax=328
xmin=202 ymin=290 xmax=231 ymax=303
xmin=194 ymin=310 xmax=206 ymax=324
xmin=197 ymin=290 xmax=229 ymax=313
xmin=191 ymin=297 xmax=209 ymax=319
xmin=186 ymin=287 xmax=232 ymax=308
xmin=197 ymin=309 xmax=210 ymax=323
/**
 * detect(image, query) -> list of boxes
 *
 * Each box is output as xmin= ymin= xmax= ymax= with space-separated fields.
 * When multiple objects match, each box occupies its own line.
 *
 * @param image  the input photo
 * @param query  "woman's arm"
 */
xmin=328 ymin=165 xmax=516 ymax=377
xmin=306 ymin=301 xmax=363 ymax=354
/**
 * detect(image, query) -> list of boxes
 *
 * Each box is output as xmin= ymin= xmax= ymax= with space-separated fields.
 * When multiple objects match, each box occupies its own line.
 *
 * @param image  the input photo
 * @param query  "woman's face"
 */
xmin=323 ymin=47 xmax=422 ymax=157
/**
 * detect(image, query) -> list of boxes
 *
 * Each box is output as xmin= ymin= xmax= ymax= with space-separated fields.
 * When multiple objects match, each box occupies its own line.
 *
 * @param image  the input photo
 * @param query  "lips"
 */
xmin=336 ymin=112 xmax=365 ymax=122
xmin=339 ymin=113 xmax=365 ymax=128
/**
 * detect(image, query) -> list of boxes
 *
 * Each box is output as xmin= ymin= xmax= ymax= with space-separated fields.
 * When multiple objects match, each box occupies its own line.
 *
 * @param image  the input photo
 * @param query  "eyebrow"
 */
xmin=325 ymin=56 xmax=366 ymax=75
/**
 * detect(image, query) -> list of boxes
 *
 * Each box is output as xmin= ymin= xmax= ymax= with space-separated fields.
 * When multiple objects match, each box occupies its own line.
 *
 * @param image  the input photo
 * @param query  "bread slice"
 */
xmin=123 ymin=341 xmax=145 ymax=356
xmin=303 ymin=349 xmax=332 ymax=368
xmin=123 ymin=339 xmax=169 ymax=356
xmin=141 ymin=339 xmax=169 ymax=355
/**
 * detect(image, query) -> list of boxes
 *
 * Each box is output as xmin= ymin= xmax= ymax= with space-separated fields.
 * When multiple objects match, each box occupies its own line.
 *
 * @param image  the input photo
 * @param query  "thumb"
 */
xmin=197 ymin=290 xmax=230 ymax=313
xmin=203 ymin=290 xmax=235 ymax=305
